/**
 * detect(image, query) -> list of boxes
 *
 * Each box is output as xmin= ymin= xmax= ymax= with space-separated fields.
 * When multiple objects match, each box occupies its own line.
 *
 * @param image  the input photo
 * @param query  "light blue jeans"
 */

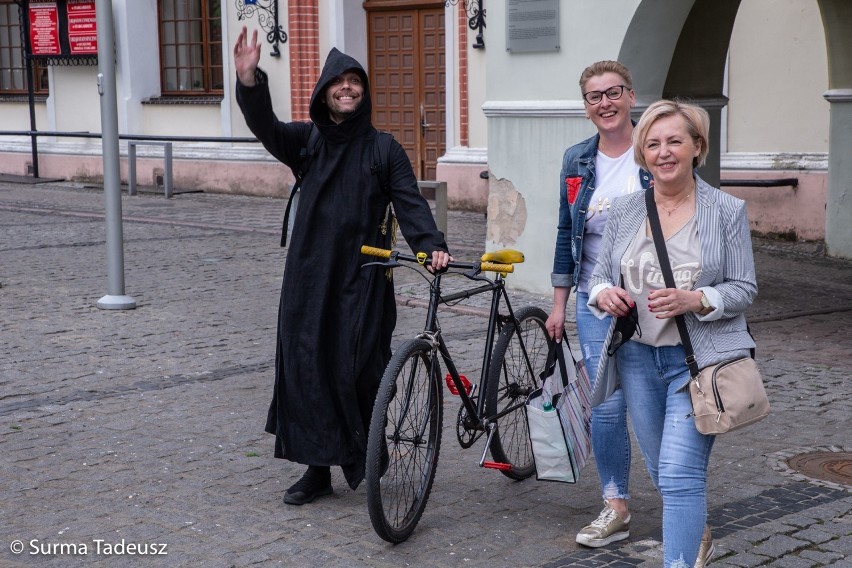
xmin=575 ymin=292 xmax=631 ymax=503
xmin=616 ymin=339 xmax=715 ymax=568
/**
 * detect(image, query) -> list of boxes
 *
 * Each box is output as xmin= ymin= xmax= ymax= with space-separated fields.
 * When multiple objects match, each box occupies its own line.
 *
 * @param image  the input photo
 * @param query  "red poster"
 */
xmin=28 ymin=2 xmax=61 ymax=56
xmin=67 ymin=0 xmax=97 ymax=54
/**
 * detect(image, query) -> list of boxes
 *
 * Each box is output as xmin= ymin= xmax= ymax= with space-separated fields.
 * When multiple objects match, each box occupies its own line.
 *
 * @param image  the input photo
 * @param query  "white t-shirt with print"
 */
xmin=578 ymin=148 xmax=641 ymax=292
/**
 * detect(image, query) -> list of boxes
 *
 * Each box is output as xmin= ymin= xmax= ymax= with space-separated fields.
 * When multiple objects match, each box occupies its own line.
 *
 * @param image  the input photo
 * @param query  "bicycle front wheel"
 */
xmin=486 ymin=305 xmax=552 ymax=480
xmin=365 ymin=338 xmax=443 ymax=543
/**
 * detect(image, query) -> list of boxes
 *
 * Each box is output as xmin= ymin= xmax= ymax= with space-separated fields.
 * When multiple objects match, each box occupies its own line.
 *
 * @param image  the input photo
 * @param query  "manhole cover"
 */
xmin=786 ymin=451 xmax=852 ymax=486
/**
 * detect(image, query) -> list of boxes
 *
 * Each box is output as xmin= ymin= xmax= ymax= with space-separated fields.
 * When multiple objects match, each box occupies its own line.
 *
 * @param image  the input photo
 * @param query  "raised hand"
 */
xmin=234 ymin=26 xmax=261 ymax=87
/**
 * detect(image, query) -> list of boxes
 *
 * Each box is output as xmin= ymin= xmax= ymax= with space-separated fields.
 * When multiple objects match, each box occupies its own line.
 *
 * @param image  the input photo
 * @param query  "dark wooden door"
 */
xmin=367 ymin=5 xmax=446 ymax=180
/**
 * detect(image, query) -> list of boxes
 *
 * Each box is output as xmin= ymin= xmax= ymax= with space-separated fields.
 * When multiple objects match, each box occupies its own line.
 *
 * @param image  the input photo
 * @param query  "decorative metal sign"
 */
xmin=506 ymin=0 xmax=559 ymax=53
xmin=235 ymin=0 xmax=287 ymax=57
xmin=445 ymin=0 xmax=486 ymax=49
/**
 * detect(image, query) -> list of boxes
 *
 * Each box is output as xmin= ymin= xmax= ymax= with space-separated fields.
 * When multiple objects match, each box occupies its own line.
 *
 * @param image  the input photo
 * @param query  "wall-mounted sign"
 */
xmin=26 ymin=0 xmax=98 ymax=61
xmin=506 ymin=0 xmax=560 ymax=53
xmin=66 ymin=0 xmax=97 ymax=54
xmin=28 ymin=2 xmax=60 ymax=55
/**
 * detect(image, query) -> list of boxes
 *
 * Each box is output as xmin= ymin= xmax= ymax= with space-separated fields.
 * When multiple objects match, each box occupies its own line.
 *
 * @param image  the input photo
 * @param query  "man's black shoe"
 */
xmin=283 ymin=466 xmax=332 ymax=505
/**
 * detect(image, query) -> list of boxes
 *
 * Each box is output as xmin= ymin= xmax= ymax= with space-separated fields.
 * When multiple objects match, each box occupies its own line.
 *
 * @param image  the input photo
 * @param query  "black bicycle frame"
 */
xmin=419 ymin=270 xmax=520 ymax=429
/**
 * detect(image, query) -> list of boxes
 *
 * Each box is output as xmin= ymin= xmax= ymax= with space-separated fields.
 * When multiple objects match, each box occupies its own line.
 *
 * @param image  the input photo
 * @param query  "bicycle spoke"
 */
xmin=486 ymin=306 xmax=552 ymax=480
xmin=366 ymin=340 xmax=442 ymax=543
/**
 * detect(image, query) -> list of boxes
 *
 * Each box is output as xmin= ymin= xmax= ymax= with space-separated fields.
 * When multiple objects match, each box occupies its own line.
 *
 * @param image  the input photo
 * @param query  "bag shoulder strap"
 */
xmin=280 ymin=124 xmax=322 ymax=247
xmin=540 ymin=331 xmax=575 ymax=388
xmin=644 ymin=188 xmax=700 ymax=378
xmin=372 ymin=130 xmax=395 ymax=200
xmin=372 ymin=131 xmax=398 ymax=246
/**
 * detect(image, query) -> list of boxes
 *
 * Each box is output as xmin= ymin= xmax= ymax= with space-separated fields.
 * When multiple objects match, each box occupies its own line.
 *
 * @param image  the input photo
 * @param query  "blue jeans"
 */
xmin=576 ymin=292 xmax=630 ymax=502
xmin=616 ymin=340 xmax=715 ymax=568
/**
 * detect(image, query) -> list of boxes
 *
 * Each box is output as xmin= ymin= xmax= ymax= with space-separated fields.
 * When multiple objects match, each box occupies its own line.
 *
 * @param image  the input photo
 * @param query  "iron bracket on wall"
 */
xmin=446 ymin=0 xmax=486 ymax=49
xmin=235 ymin=0 xmax=288 ymax=57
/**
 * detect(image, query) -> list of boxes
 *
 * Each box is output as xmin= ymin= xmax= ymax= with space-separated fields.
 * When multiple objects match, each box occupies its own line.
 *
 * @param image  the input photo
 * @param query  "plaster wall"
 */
xmin=50 ymin=66 xmax=102 ymax=133
xmin=483 ymin=1 xmax=638 ymax=293
xmin=485 ymin=110 xmax=597 ymax=294
xmin=726 ymin=0 xmax=828 ymax=153
xmin=114 ymin=0 xmax=160 ymax=133
xmin=0 ymin=102 xmax=47 ymax=131
xmin=467 ymin=48 xmax=487 ymax=149
xmin=721 ymin=168 xmax=827 ymax=241
xmin=720 ymin=0 xmax=830 ymax=242
xmin=139 ymin=105 xmax=223 ymax=137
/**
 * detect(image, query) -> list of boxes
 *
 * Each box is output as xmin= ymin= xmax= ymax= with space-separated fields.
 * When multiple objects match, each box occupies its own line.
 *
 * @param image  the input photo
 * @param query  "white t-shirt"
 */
xmin=578 ymin=148 xmax=641 ymax=292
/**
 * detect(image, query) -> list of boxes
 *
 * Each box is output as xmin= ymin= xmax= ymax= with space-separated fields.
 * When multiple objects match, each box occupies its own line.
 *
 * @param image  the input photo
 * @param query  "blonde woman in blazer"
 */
xmin=587 ymin=100 xmax=757 ymax=568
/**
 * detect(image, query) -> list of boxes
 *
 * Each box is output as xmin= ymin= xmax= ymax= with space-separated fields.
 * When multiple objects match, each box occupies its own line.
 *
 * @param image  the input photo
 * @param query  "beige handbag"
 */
xmin=689 ymin=357 xmax=770 ymax=435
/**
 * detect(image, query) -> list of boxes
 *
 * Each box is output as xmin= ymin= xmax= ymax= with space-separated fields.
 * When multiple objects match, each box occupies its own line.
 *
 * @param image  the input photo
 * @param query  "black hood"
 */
xmin=309 ymin=48 xmax=373 ymax=141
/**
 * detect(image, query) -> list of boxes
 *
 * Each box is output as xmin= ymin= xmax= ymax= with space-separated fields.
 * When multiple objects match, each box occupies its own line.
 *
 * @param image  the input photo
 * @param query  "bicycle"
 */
xmin=360 ymin=245 xmax=553 ymax=543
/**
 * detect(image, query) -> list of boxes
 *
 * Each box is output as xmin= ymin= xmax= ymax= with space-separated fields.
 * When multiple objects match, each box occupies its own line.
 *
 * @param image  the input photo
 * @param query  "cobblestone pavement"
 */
xmin=1 ymin=182 xmax=850 ymax=568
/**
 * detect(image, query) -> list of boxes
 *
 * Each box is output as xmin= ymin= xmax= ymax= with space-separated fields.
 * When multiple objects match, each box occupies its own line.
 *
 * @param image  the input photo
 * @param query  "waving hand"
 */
xmin=234 ymin=26 xmax=261 ymax=87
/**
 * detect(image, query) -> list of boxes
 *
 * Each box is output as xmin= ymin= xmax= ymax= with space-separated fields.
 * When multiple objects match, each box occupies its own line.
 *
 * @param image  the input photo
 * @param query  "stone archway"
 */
xmin=618 ymin=0 xmax=741 ymax=188
xmin=816 ymin=0 xmax=852 ymax=258
xmin=617 ymin=0 xmax=852 ymax=258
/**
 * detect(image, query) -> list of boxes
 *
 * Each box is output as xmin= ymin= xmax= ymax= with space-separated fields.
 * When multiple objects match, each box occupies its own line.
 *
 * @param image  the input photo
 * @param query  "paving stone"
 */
xmin=766 ymin=556 xmax=821 ymax=567
xmin=1 ymin=182 xmax=850 ymax=567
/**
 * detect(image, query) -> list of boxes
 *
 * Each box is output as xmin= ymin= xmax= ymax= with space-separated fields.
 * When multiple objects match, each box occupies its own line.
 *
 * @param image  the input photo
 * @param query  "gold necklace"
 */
xmin=656 ymin=191 xmax=692 ymax=216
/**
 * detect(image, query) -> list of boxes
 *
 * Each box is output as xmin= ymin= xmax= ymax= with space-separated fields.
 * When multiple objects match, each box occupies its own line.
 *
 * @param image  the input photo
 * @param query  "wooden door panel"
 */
xmin=368 ymin=6 xmax=445 ymax=180
xmin=419 ymin=9 xmax=445 ymax=180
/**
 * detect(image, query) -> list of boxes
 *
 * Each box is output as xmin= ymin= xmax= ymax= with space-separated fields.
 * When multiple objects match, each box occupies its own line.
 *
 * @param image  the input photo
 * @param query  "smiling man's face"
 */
xmin=324 ymin=71 xmax=365 ymax=124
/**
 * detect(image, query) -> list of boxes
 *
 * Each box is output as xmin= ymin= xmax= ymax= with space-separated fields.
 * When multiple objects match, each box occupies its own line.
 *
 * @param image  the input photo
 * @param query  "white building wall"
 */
xmin=50 ymin=66 xmax=101 ymax=132
xmin=483 ymin=0 xmax=639 ymax=294
xmin=727 ymin=0 xmax=828 ymax=153
xmin=114 ymin=0 xmax=160 ymax=133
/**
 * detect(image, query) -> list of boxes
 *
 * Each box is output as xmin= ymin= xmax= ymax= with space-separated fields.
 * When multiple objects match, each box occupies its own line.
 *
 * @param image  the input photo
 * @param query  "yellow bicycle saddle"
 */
xmin=480 ymin=249 xmax=525 ymax=264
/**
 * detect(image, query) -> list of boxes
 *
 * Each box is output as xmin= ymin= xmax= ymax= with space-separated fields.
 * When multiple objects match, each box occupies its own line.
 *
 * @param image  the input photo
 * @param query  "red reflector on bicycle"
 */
xmin=482 ymin=461 xmax=513 ymax=471
xmin=445 ymin=373 xmax=472 ymax=396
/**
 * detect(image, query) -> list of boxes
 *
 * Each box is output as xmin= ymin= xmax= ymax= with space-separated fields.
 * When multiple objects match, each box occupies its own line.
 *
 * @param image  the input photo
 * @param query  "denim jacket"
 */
xmin=551 ymin=132 xmax=652 ymax=289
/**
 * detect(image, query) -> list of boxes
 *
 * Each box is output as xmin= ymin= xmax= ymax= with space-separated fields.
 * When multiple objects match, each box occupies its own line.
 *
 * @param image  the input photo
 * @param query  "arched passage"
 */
xmin=617 ymin=0 xmax=852 ymax=258
xmin=817 ymin=0 xmax=852 ymax=258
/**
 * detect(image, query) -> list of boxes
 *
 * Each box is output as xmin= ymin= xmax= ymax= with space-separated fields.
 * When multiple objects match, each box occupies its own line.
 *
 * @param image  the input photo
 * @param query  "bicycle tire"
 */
xmin=485 ymin=305 xmax=552 ymax=480
xmin=365 ymin=338 xmax=443 ymax=543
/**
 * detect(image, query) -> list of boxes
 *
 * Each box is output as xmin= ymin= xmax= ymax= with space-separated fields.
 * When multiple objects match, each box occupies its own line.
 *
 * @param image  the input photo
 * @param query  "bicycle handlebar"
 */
xmin=360 ymin=245 xmax=515 ymax=274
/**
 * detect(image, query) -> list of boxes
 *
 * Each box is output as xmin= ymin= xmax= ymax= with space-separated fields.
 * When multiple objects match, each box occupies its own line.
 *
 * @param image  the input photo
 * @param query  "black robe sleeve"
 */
xmin=235 ymin=69 xmax=311 ymax=170
xmin=385 ymin=140 xmax=450 ymax=256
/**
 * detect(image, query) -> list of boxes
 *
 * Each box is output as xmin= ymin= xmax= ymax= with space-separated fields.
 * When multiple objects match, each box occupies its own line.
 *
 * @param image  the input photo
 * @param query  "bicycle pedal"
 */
xmin=481 ymin=461 xmax=513 ymax=471
xmin=445 ymin=373 xmax=472 ymax=396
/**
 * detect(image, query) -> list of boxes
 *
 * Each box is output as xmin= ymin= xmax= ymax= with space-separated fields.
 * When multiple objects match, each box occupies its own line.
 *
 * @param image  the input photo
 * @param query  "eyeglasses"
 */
xmin=582 ymin=85 xmax=629 ymax=105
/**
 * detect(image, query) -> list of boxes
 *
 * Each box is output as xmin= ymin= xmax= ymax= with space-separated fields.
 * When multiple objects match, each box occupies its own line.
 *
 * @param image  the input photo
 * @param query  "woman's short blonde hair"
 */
xmin=632 ymin=99 xmax=710 ymax=170
xmin=579 ymin=60 xmax=632 ymax=91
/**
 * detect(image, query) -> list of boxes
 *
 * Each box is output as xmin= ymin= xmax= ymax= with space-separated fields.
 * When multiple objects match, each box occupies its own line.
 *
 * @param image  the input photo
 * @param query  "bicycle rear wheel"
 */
xmin=365 ymin=338 xmax=443 ymax=543
xmin=486 ymin=305 xmax=552 ymax=480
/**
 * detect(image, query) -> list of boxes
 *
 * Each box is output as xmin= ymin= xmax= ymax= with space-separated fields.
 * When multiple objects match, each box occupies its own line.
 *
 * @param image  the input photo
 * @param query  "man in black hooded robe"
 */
xmin=234 ymin=27 xmax=451 ymax=504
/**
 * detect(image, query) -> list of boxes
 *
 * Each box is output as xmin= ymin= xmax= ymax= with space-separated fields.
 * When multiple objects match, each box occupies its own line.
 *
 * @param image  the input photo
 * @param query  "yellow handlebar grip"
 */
xmin=360 ymin=245 xmax=392 ymax=258
xmin=480 ymin=262 xmax=514 ymax=274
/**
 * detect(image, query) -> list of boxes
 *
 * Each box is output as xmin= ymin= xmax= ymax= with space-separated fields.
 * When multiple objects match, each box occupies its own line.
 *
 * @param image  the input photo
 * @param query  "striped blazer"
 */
xmin=588 ymin=175 xmax=758 ymax=368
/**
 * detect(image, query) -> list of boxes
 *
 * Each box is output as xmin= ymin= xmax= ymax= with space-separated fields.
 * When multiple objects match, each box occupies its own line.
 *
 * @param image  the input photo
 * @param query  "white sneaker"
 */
xmin=575 ymin=503 xmax=631 ymax=548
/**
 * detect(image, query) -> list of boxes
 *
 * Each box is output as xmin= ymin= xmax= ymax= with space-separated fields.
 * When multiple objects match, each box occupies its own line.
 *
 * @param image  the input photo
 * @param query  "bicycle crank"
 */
xmin=456 ymin=403 xmax=484 ymax=448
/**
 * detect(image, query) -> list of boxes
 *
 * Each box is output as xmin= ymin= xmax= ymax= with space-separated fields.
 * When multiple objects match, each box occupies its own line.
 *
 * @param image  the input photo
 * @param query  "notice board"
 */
xmin=506 ymin=0 xmax=560 ymax=53
xmin=27 ymin=0 xmax=98 ymax=62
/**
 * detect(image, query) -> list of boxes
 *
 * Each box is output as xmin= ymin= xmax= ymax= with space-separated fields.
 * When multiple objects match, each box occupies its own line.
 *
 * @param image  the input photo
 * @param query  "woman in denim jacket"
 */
xmin=545 ymin=61 xmax=651 ymax=549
